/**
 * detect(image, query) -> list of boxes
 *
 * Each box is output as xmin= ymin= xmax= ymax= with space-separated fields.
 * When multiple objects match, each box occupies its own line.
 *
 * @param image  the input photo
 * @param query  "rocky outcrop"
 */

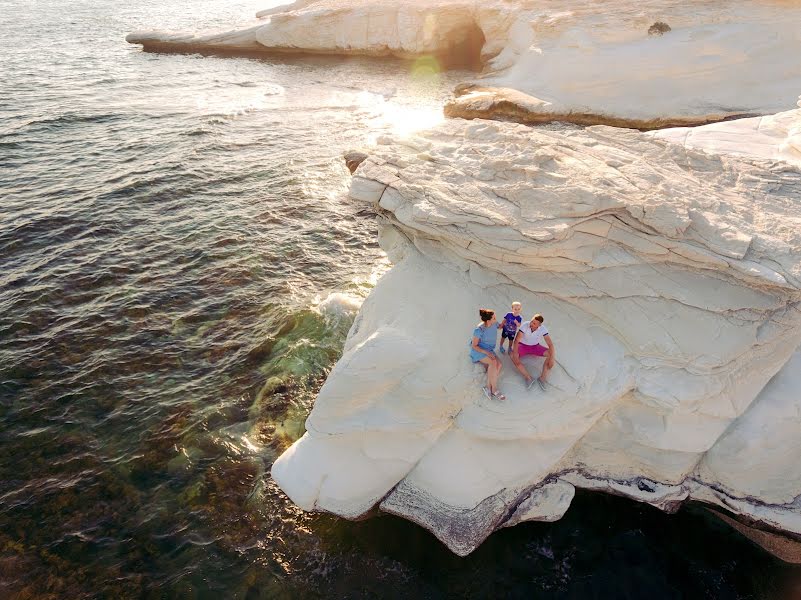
xmin=272 ymin=116 xmax=801 ymax=556
xmin=343 ymin=150 xmax=369 ymax=174
xmin=127 ymin=0 xmax=487 ymax=68
xmin=129 ymin=0 xmax=801 ymax=559
xmin=444 ymin=84 xmax=760 ymax=131
xmin=128 ymin=0 xmax=801 ymax=119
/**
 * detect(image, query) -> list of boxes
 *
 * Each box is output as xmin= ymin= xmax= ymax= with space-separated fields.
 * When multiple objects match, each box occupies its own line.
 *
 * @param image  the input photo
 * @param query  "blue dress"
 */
xmin=469 ymin=324 xmax=498 ymax=363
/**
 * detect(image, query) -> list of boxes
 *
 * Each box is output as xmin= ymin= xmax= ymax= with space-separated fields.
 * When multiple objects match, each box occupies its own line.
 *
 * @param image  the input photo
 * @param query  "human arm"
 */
xmin=472 ymin=335 xmax=494 ymax=357
xmin=512 ymin=330 xmax=522 ymax=353
xmin=544 ymin=334 xmax=555 ymax=367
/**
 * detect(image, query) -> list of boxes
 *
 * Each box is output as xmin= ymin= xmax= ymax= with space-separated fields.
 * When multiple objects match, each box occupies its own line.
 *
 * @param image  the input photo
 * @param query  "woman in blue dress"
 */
xmin=470 ymin=308 xmax=505 ymax=400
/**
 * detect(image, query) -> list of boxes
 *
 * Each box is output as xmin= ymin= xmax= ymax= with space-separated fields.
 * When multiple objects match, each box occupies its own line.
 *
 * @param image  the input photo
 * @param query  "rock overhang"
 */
xmin=273 ymin=116 xmax=801 ymax=556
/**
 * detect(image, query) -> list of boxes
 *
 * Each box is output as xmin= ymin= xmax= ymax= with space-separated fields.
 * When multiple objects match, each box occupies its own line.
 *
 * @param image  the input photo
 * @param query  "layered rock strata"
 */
xmin=444 ymin=84 xmax=761 ymax=131
xmin=272 ymin=117 xmax=801 ymax=556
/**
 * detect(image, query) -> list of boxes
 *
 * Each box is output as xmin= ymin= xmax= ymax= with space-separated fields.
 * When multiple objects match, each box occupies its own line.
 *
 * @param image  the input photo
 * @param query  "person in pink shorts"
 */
xmin=511 ymin=314 xmax=556 ymax=391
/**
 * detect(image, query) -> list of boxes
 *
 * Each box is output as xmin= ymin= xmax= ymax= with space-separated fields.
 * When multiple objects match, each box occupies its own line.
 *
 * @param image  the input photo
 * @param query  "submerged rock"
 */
xmin=647 ymin=21 xmax=671 ymax=36
xmin=273 ymin=114 xmax=801 ymax=555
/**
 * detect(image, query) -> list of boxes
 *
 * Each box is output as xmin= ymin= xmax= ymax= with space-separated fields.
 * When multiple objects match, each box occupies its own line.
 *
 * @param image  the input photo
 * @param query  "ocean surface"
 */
xmin=1 ymin=0 xmax=799 ymax=598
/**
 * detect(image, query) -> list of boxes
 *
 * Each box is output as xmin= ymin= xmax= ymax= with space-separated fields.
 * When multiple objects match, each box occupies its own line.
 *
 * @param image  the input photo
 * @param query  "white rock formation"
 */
xmin=272 ymin=116 xmax=801 ymax=555
xmin=485 ymin=1 xmax=801 ymax=119
xmin=127 ymin=0 xmax=801 ymax=118
xmin=651 ymin=99 xmax=801 ymax=168
xmin=127 ymin=0 xmax=488 ymax=67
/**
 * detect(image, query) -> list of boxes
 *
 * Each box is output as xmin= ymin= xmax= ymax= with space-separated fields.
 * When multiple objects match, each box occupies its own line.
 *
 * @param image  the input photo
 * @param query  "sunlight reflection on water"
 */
xmin=0 ymin=0 xmax=467 ymax=595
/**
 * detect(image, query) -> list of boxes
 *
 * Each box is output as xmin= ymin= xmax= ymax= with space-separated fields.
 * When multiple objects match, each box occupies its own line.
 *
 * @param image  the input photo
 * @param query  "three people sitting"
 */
xmin=470 ymin=306 xmax=556 ymax=400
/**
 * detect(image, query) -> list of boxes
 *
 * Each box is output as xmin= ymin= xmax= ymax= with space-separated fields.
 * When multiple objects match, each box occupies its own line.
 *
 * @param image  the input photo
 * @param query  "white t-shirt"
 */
xmin=517 ymin=322 xmax=550 ymax=347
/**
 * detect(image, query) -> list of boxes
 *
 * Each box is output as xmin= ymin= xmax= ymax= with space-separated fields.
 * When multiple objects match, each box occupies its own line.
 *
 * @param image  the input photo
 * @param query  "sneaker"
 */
xmin=481 ymin=386 xmax=492 ymax=400
xmin=526 ymin=378 xmax=536 ymax=391
xmin=499 ymin=346 xmax=506 ymax=354
xmin=537 ymin=379 xmax=547 ymax=391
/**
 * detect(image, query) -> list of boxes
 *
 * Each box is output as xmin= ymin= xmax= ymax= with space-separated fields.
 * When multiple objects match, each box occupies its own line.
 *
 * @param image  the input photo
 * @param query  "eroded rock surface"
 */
xmin=272 ymin=117 xmax=801 ymax=555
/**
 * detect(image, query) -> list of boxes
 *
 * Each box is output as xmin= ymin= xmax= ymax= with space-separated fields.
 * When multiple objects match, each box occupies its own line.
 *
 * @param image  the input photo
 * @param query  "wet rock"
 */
xmin=708 ymin=509 xmax=801 ymax=564
xmin=344 ymin=151 xmax=369 ymax=174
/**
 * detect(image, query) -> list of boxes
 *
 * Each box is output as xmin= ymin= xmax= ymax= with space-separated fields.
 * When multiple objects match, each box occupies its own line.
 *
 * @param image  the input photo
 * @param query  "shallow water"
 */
xmin=1 ymin=0 xmax=800 ymax=598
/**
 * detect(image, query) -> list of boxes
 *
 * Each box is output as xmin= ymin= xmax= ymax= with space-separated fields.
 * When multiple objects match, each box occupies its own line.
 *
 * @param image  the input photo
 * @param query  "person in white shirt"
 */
xmin=511 ymin=314 xmax=555 ymax=391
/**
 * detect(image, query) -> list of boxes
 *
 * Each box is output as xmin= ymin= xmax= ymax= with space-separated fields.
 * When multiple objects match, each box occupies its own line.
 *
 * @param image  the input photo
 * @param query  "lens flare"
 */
xmin=410 ymin=55 xmax=441 ymax=81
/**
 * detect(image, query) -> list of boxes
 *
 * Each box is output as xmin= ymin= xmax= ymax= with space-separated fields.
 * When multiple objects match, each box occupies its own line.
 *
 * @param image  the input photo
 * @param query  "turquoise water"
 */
xmin=1 ymin=0 xmax=799 ymax=597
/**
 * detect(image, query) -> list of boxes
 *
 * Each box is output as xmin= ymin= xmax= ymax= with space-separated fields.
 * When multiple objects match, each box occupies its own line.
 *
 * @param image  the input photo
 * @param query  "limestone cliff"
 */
xmin=273 ymin=116 xmax=801 ymax=555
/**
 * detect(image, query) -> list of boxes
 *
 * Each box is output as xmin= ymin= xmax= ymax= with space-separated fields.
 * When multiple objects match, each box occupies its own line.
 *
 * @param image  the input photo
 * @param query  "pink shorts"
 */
xmin=518 ymin=343 xmax=548 ymax=357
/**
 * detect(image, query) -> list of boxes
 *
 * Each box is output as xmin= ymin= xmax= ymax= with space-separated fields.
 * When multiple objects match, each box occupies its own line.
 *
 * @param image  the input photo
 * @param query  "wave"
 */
xmin=22 ymin=112 xmax=124 ymax=129
xmin=315 ymin=291 xmax=363 ymax=317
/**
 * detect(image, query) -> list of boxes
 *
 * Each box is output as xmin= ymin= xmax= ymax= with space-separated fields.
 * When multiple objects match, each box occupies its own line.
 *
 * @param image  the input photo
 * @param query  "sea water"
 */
xmin=0 ymin=0 xmax=798 ymax=597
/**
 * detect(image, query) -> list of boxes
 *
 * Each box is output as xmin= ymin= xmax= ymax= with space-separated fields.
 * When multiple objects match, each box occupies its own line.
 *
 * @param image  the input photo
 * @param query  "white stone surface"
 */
xmin=488 ymin=2 xmax=801 ymax=119
xmin=272 ymin=116 xmax=801 ymax=554
xmin=128 ymin=0 xmax=801 ymax=118
xmin=651 ymin=100 xmax=801 ymax=168
xmin=127 ymin=0 xmax=487 ymax=61
xmin=503 ymin=481 xmax=576 ymax=527
xmin=694 ymin=346 xmax=801 ymax=512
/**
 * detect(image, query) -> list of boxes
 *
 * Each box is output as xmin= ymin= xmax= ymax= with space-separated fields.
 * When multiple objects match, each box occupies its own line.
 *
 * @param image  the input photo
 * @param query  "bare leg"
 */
xmin=479 ymin=356 xmax=499 ymax=394
xmin=511 ymin=350 xmax=533 ymax=383
xmin=488 ymin=358 xmax=500 ymax=393
xmin=540 ymin=352 xmax=553 ymax=383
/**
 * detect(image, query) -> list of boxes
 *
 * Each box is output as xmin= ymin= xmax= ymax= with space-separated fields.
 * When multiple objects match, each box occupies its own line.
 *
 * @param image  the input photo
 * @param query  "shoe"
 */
xmin=537 ymin=379 xmax=547 ymax=391
xmin=526 ymin=378 xmax=536 ymax=391
xmin=482 ymin=386 xmax=492 ymax=400
xmin=492 ymin=391 xmax=506 ymax=401
xmin=500 ymin=347 xmax=506 ymax=354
